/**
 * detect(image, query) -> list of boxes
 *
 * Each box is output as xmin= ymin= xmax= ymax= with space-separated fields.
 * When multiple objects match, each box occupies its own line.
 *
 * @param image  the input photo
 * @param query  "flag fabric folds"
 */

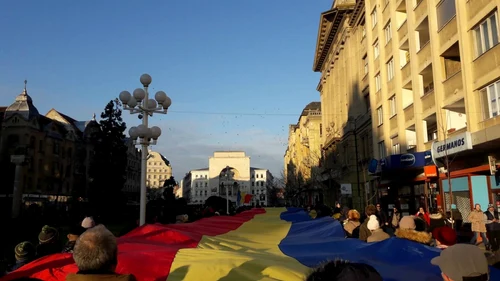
xmin=4 ymin=207 xmax=500 ymax=281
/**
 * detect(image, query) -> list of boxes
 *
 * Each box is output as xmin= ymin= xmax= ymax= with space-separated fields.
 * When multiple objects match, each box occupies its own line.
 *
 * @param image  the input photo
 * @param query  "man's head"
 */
xmin=488 ymin=204 xmax=495 ymax=212
xmin=306 ymin=260 xmax=382 ymax=281
xmin=73 ymin=225 xmax=118 ymax=272
xmin=365 ymin=204 xmax=377 ymax=216
xmin=431 ymin=244 xmax=489 ymax=281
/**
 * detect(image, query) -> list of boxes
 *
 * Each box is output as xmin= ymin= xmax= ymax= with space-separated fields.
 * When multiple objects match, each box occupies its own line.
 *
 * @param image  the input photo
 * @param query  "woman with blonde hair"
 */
xmin=469 ymin=203 xmax=490 ymax=250
xmin=343 ymin=209 xmax=361 ymax=238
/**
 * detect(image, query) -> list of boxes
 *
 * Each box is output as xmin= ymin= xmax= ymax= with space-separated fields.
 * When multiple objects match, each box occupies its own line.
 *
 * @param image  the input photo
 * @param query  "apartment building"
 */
xmin=363 ymin=0 xmax=500 ymax=215
xmin=284 ymin=102 xmax=323 ymax=205
xmin=146 ymin=150 xmax=172 ymax=188
xmin=313 ymin=0 xmax=374 ymax=209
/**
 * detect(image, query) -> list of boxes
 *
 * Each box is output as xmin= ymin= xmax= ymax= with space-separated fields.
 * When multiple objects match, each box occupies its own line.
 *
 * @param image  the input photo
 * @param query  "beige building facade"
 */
xmin=363 ymin=0 xmax=500 ymax=215
xmin=146 ymin=150 xmax=172 ymax=188
xmin=284 ymin=102 xmax=324 ymax=205
xmin=310 ymin=0 xmax=500 ymax=215
xmin=313 ymin=0 xmax=373 ymax=209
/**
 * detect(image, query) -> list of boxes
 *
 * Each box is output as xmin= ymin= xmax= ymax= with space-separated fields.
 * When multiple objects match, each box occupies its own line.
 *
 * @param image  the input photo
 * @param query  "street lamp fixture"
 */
xmin=119 ymin=73 xmax=172 ymax=226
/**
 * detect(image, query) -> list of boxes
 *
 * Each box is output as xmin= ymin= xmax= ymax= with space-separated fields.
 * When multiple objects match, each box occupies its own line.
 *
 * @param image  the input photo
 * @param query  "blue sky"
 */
xmin=0 ymin=0 xmax=330 ymax=179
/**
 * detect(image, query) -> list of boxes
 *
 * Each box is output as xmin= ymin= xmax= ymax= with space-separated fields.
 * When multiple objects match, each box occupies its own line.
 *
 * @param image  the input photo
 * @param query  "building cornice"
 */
xmin=348 ymin=0 xmax=365 ymax=27
xmin=312 ymin=1 xmax=355 ymax=72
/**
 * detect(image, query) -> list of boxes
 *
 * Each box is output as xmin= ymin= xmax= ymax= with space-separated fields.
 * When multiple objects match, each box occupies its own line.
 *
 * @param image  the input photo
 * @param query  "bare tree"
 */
xmin=434 ymin=110 xmax=466 ymax=227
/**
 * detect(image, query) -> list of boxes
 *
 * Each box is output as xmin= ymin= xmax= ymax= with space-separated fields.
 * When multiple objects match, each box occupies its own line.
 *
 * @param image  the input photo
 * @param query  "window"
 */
xmin=474 ymin=12 xmax=499 ymax=57
xmin=377 ymin=106 xmax=384 ymax=126
xmin=378 ymin=141 xmax=386 ymax=158
xmin=437 ymin=0 xmax=456 ymax=30
xmin=375 ymin=73 xmax=381 ymax=92
xmin=362 ymin=25 xmax=366 ymax=38
xmin=391 ymin=136 xmax=401 ymax=155
xmin=364 ymin=93 xmax=371 ymax=112
xmin=479 ymin=80 xmax=500 ymax=119
xmin=389 ymin=96 xmax=397 ymax=117
xmin=371 ymin=9 xmax=378 ymax=28
xmin=363 ymin=55 xmax=368 ymax=75
xmin=374 ymin=41 xmax=380 ymax=58
xmin=387 ymin=58 xmax=395 ymax=81
xmin=384 ymin=21 xmax=392 ymax=44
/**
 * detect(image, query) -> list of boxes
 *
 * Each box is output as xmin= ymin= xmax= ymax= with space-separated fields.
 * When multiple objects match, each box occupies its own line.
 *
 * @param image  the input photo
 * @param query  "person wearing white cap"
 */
xmin=367 ymin=215 xmax=390 ymax=243
xmin=431 ymin=244 xmax=489 ymax=281
xmin=81 ymin=217 xmax=95 ymax=229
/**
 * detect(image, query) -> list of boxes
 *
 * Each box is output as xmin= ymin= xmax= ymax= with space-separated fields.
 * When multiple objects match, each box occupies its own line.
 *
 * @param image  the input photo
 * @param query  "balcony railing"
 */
xmin=421 ymin=90 xmax=436 ymax=113
xmin=401 ymin=62 xmax=411 ymax=84
xmin=417 ymin=42 xmax=431 ymax=71
xmin=443 ymin=70 xmax=463 ymax=100
xmin=404 ymin=104 xmax=415 ymax=125
xmin=398 ymin=20 xmax=408 ymax=42
xmin=438 ymin=16 xmax=458 ymax=49
xmin=414 ymin=0 xmax=428 ymax=24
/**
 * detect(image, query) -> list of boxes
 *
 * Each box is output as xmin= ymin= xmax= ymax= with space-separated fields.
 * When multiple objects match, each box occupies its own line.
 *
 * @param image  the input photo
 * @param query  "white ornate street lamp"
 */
xmin=119 ymin=73 xmax=172 ymax=226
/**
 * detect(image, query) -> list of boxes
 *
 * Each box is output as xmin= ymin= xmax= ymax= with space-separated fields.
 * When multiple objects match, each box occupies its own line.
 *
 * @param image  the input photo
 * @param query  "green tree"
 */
xmin=88 ymin=99 xmax=127 ymax=217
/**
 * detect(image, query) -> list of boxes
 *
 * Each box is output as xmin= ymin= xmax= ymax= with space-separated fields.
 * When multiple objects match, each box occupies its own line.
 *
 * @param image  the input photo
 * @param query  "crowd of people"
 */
xmin=3 ymin=200 xmax=500 ymax=281
xmin=306 ymin=201 xmax=500 ymax=279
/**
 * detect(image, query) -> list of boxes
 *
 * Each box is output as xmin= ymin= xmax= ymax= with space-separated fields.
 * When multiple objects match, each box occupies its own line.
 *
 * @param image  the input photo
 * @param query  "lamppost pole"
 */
xmin=119 ymin=74 xmax=172 ymax=226
xmin=225 ymin=166 xmax=230 ymax=215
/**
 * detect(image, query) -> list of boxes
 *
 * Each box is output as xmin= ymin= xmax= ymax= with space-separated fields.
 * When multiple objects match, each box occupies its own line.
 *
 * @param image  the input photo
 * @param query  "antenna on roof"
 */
xmin=92 ymin=113 xmax=96 ymax=121
xmin=23 ymin=80 xmax=28 ymax=94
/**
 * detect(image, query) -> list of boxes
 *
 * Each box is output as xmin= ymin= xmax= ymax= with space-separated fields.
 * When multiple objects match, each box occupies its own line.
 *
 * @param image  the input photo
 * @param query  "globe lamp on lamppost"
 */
xmin=119 ymin=73 xmax=172 ymax=226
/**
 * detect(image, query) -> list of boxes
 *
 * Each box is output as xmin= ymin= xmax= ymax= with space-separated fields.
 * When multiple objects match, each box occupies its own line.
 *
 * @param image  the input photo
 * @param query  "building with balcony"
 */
xmin=361 ymin=0 xmax=500 ymax=216
xmin=284 ymin=102 xmax=323 ymax=205
xmin=186 ymin=151 xmax=274 ymax=206
xmin=0 ymin=83 xmax=99 ymax=205
xmin=146 ymin=150 xmax=172 ymax=188
xmin=312 ymin=0 xmax=373 ymax=209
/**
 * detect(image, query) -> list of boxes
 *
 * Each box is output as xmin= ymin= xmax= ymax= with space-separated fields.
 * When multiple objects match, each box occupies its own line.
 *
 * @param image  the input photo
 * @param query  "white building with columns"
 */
xmin=183 ymin=151 xmax=273 ymax=206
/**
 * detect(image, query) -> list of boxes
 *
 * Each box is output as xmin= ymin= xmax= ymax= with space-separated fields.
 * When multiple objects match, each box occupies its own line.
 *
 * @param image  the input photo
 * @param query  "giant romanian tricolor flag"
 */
xmin=3 ymin=208 xmax=500 ymax=281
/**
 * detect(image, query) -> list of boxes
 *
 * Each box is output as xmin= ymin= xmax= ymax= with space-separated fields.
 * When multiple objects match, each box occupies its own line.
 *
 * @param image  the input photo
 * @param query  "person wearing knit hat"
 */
xmin=432 ymin=226 xmax=457 ymax=249
xmin=81 ymin=217 xmax=95 ymax=229
xmin=395 ymin=216 xmax=433 ymax=245
xmin=366 ymin=215 xmax=390 ymax=243
xmin=9 ymin=241 xmax=35 ymax=272
xmin=36 ymin=225 xmax=60 ymax=258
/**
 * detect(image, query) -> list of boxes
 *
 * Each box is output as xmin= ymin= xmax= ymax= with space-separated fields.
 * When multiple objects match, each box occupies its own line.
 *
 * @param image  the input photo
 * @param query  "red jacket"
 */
xmin=415 ymin=212 xmax=430 ymax=225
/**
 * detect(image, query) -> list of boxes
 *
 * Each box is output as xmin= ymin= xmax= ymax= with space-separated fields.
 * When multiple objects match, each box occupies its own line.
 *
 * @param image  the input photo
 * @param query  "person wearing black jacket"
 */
xmin=376 ymin=204 xmax=389 ymax=228
xmin=485 ymin=204 xmax=500 ymax=252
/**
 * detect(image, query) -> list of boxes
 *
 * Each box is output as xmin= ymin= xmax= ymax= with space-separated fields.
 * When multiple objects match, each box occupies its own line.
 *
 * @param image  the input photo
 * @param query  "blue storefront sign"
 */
xmin=380 ymin=151 xmax=433 ymax=171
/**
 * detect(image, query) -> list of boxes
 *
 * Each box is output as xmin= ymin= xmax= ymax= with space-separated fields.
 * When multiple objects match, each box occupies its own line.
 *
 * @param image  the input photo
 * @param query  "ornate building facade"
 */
xmin=0 ymin=83 xmax=99 ymax=203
